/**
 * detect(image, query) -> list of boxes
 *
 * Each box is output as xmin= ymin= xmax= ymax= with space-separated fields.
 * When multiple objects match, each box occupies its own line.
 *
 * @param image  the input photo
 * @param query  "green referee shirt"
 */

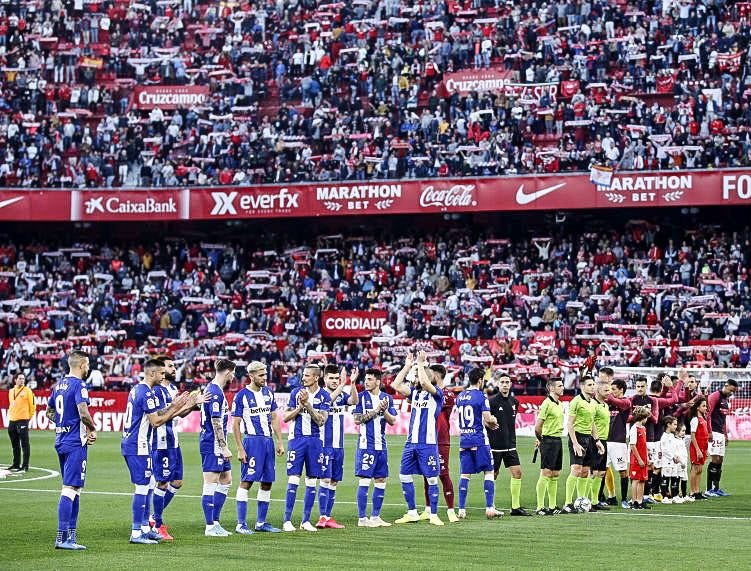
xmin=538 ymin=396 xmax=564 ymax=437
xmin=593 ymin=397 xmax=610 ymax=440
xmin=569 ymin=393 xmax=597 ymax=434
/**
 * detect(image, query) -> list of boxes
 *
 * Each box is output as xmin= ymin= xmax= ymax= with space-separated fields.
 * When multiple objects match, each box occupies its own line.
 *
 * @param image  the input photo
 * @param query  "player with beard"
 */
xmin=588 ymin=377 xmax=611 ymax=511
xmin=705 ymin=379 xmax=739 ymax=496
xmin=150 ymin=356 xmax=194 ymax=540
xmin=488 ymin=373 xmax=531 ymax=516
xmin=628 ymin=375 xmax=680 ymax=504
xmin=420 ymin=364 xmax=457 ymax=523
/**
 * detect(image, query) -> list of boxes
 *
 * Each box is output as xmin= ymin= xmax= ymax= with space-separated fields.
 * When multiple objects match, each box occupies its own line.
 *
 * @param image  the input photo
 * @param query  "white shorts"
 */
xmin=607 ymin=442 xmax=628 ymax=472
xmin=647 ymin=442 xmax=659 ymax=466
xmin=678 ymin=467 xmax=688 ymax=481
xmin=708 ymin=432 xmax=726 ymax=457
xmin=662 ymin=462 xmax=678 ymax=478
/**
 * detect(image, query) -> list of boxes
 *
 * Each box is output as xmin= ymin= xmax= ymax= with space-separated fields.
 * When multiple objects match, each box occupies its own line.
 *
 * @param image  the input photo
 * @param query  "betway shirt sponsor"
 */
xmin=407 ymin=386 xmax=443 ymax=446
xmin=286 ymin=387 xmax=331 ymax=440
xmin=232 ymin=386 xmax=277 ymax=438
xmin=321 ymin=391 xmax=350 ymax=449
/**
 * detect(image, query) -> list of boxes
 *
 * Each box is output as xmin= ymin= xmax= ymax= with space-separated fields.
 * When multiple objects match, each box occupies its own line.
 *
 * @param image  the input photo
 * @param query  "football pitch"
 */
xmin=1 ymin=432 xmax=750 ymax=570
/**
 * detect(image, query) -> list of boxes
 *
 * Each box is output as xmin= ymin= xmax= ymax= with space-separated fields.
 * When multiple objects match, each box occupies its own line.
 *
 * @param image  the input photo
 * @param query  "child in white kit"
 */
xmin=674 ymin=424 xmax=690 ymax=502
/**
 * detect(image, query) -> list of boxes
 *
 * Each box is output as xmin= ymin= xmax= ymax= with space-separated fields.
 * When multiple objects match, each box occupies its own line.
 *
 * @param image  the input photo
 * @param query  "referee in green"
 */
xmin=534 ymin=378 xmax=565 ymax=515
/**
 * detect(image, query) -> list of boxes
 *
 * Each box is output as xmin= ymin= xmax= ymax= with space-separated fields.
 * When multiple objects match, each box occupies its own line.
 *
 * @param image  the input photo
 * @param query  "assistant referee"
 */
xmin=7 ymin=372 xmax=35 ymax=472
xmin=533 ymin=378 xmax=565 ymax=515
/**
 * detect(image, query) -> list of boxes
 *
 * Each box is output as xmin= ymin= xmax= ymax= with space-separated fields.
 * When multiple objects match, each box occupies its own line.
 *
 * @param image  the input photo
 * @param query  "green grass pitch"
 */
xmin=1 ymin=432 xmax=750 ymax=570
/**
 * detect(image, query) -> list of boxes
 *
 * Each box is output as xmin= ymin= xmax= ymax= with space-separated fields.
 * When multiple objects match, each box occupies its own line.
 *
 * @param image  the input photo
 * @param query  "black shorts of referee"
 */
xmin=589 ymin=438 xmax=607 ymax=471
xmin=538 ymin=436 xmax=563 ymax=472
xmin=492 ymin=448 xmax=521 ymax=472
xmin=568 ymin=432 xmax=593 ymax=466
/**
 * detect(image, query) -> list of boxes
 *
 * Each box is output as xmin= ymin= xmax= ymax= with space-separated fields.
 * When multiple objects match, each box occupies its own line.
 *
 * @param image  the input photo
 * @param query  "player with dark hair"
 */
xmin=282 ymin=364 xmax=331 ymax=532
xmin=604 ymin=376 xmax=632 ymax=508
xmin=392 ymin=352 xmax=445 ymax=526
xmin=47 ymin=350 xmax=96 ymax=550
xmin=705 ymin=379 xmax=738 ymax=496
xmin=353 ymin=367 xmax=397 ymax=527
xmin=123 ymin=358 xmax=196 ymax=543
xmin=456 ymin=368 xmax=501 ymax=519
xmin=420 ymin=363 xmax=457 ymax=523
xmin=562 ymin=376 xmax=604 ymax=514
xmin=199 ymin=358 xmax=236 ymax=537
xmin=629 ymin=406 xmax=651 ymax=510
xmin=150 ymin=356 xmax=192 ymax=540
xmin=534 ymin=378 xmax=565 ymax=515
xmin=231 ymin=361 xmax=285 ymax=535
xmin=317 ymin=364 xmax=358 ymax=528
xmin=488 ymin=373 xmax=531 ymax=516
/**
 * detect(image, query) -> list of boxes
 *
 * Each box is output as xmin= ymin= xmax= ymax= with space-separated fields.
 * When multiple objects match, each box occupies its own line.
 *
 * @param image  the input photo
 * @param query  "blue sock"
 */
xmin=428 ymin=483 xmax=440 ymax=514
xmin=372 ymin=486 xmax=386 ymax=517
xmin=142 ymin=489 xmax=153 ymax=527
xmin=302 ymin=485 xmax=317 ymax=523
xmin=284 ymin=483 xmax=298 ymax=522
xmin=57 ymin=493 xmax=74 ymax=540
xmin=237 ymin=500 xmax=248 ymax=526
xmin=163 ymin=485 xmax=178 ymax=510
xmin=458 ymin=477 xmax=470 ymax=509
xmin=357 ymin=485 xmax=369 ymax=518
xmin=201 ymin=494 xmax=214 ymax=525
xmin=132 ymin=493 xmax=147 ymax=530
xmin=257 ymin=490 xmax=271 ymax=525
xmin=327 ymin=487 xmax=337 ymax=515
xmin=213 ymin=488 xmax=228 ymax=523
xmin=69 ymin=494 xmax=80 ymax=533
xmin=484 ymin=478 xmax=495 ymax=509
xmin=318 ymin=485 xmax=331 ymax=517
xmin=401 ymin=479 xmax=416 ymax=511
xmin=153 ymin=488 xmax=166 ymax=527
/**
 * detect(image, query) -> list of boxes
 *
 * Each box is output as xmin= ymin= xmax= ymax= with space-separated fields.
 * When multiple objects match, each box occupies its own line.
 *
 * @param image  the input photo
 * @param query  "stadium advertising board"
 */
xmin=321 ymin=310 xmax=389 ymax=338
xmin=133 ymin=85 xmax=210 ymax=110
xmin=439 ymin=68 xmax=513 ymax=96
xmin=8 ymin=170 xmax=751 ymax=221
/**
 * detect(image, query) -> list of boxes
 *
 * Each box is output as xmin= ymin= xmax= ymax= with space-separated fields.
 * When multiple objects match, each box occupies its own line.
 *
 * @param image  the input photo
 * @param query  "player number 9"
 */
xmin=55 ymin=395 xmax=65 ymax=424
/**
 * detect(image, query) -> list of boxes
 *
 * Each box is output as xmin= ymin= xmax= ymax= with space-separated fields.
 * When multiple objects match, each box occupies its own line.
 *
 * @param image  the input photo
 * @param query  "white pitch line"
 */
xmin=0 ymin=487 xmax=748 ymax=521
xmin=0 ymin=467 xmax=60 ymax=483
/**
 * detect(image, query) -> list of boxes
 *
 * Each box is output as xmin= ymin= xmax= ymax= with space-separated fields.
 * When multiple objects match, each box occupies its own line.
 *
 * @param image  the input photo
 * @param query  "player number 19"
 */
xmin=458 ymin=405 xmax=474 ymax=429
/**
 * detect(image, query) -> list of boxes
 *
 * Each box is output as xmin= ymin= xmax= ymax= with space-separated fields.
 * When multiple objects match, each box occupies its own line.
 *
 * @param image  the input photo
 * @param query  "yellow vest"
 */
xmin=9 ymin=386 xmax=35 ymax=421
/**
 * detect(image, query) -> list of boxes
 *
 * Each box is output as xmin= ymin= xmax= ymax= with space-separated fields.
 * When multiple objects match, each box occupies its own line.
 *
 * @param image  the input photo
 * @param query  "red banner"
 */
xmin=656 ymin=73 xmax=675 ymax=94
xmin=440 ymin=68 xmax=513 ymax=96
xmin=133 ymin=85 xmax=211 ymax=110
xmin=560 ymin=80 xmax=580 ymax=98
xmin=5 ymin=170 xmax=751 ymax=221
xmin=71 ymin=189 xmax=188 ymax=221
xmin=321 ymin=310 xmax=388 ymax=338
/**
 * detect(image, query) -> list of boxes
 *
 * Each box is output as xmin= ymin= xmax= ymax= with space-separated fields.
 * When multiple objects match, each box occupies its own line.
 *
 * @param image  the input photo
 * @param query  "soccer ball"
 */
xmin=573 ymin=497 xmax=592 ymax=513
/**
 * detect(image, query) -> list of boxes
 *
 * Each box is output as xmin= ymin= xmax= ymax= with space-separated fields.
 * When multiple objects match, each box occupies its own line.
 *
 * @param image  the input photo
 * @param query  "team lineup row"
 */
xmin=46 ymin=350 xmax=737 ymax=549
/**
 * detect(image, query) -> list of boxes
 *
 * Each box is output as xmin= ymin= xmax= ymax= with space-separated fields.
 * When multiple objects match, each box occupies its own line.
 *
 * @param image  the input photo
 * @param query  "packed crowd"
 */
xmin=0 ymin=216 xmax=750 ymax=391
xmin=1 ymin=0 xmax=751 ymax=187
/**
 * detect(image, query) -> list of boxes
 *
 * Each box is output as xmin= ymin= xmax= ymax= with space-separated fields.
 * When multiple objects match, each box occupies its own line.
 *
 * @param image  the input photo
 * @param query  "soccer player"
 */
xmin=705 ymin=379 xmax=738 ymax=496
xmin=562 ymin=375 xmax=604 ymax=514
xmin=689 ymin=396 xmax=710 ymax=500
xmin=199 ymin=358 xmax=236 ymax=537
xmin=282 ymin=364 xmax=331 ymax=532
xmin=421 ymin=364 xmax=457 ymax=523
xmin=392 ymin=351 xmax=445 ymax=526
xmin=629 ymin=406 xmax=651 ymax=510
xmin=122 ymin=359 xmax=195 ymax=544
xmin=488 ymin=373 xmax=531 ymax=516
xmin=456 ymin=368 xmax=501 ymax=519
xmin=352 ymin=368 xmax=397 ymax=528
xmin=47 ymin=350 xmax=97 ymax=550
xmin=150 ymin=356 xmax=191 ymax=540
xmin=647 ymin=373 xmax=678 ymax=502
xmin=534 ymin=378 xmax=565 ymax=515
xmin=588 ymin=377 xmax=611 ymax=511
xmin=628 ymin=375 xmax=677 ymax=503
xmin=231 ymin=361 xmax=285 ymax=535
xmin=317 ymin=364 xmax=358 ymax=529
xmin=604 ymin=377 xmax=633 ymax=508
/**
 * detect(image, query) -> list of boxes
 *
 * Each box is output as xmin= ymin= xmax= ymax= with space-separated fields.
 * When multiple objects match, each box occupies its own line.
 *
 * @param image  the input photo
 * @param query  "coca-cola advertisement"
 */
xmin=133 ymin=85 xmax=211 ymax=110
xmin=321 ymin=310 xmax=389 ymax=338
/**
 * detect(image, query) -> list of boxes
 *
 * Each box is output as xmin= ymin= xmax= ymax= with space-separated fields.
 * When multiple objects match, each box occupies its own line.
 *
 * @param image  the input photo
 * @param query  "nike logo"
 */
xmin=0 ymin=196 xmax=23 ymax=210
xmin=515 ymin=182 xmax=567 ymax=205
